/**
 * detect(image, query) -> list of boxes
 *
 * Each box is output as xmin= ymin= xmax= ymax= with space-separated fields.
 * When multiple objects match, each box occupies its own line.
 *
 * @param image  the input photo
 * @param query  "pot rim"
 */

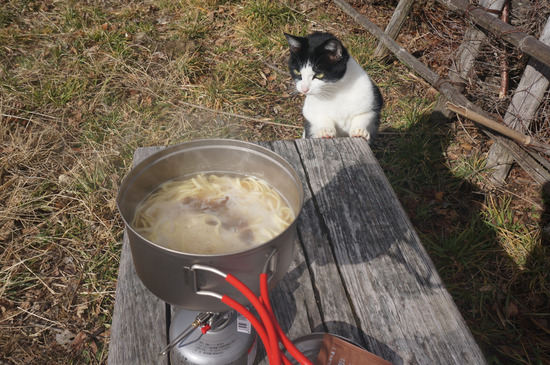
xmin=116 ymin=138 xmax=304 ymax=258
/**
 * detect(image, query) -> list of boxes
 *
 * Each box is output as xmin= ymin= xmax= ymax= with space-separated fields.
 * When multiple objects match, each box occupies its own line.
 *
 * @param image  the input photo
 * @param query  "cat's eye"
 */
xmin=293 ymin=69 xmax=301 ymax=76
xmin=315 ymin=73 xmax=325 ymax=79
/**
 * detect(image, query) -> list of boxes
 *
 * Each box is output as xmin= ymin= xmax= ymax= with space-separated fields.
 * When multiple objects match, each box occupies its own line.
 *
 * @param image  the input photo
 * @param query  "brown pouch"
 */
xmin=315 ymin=333 xmax=392 ymax=365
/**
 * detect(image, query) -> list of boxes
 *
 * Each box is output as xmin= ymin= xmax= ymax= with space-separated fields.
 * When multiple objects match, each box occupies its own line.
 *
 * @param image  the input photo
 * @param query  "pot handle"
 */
xmin=187 ymin=248 xmax=279 ymax=296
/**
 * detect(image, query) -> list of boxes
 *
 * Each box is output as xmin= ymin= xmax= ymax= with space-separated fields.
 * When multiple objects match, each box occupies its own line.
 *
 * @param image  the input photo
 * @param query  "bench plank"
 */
xmin=292 ymin=138 xmax=486 ymax=364
xmin=266 ymin=141 xmax=367 ymax=343
xmin=108 ymin=234 xmax=169 ymax=365
xmin=108 ymin=147 xmax=169 ymax=365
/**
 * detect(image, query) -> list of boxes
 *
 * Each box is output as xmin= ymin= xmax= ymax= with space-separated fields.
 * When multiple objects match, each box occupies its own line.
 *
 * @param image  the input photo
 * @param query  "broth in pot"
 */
xmin=132 ymin=173 xmax=294 ymax=255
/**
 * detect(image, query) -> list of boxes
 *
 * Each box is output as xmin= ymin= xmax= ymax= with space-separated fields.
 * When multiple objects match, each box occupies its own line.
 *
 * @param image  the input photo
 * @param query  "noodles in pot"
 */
xmin=132 ymin=173 xmax=294 ymax=254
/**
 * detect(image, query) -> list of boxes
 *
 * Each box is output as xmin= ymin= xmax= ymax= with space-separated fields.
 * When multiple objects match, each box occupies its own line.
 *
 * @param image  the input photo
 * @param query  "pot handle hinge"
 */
xmin=183 ymin=248 xmax=279 ymax=296
xmin=182 ymin=265 xmax=223 ymax=297
xmin=263 ymin=248 xmax=278 ymax=285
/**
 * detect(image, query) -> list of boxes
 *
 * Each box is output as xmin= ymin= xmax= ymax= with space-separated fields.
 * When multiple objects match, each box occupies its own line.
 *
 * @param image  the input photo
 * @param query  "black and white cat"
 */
xmin=284 ymin=32 xmax=383 ymax=142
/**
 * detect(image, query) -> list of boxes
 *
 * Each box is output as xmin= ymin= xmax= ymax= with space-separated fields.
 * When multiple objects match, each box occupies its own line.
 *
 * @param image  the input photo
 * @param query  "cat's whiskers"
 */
xmin=314 ymin=94 xmax=328 ymax=102
xmin=313 ymin=85 xmax=340 ymax=100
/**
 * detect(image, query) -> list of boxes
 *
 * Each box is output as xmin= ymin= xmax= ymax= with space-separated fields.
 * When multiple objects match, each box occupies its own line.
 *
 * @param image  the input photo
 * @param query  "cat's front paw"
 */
xmin=313 ymin=128 xmax=336 ymax=139
xmin=350 ymin=128 xmax=370 ymax=139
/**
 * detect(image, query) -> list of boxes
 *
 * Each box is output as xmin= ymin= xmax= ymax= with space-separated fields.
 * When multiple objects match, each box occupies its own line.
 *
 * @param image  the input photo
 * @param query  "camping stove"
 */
xmin=166 ymin=309 xmax=257 ymax=365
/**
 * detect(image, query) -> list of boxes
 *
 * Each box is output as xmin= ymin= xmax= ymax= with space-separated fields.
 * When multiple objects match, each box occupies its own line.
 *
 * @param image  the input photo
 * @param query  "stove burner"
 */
xmin=168 ymin=309 xmax=257 ymax=365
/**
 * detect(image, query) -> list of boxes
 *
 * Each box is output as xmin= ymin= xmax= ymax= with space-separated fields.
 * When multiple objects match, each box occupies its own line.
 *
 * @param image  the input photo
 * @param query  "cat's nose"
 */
xmin=301 ymin=85 xmax=309 ymax=93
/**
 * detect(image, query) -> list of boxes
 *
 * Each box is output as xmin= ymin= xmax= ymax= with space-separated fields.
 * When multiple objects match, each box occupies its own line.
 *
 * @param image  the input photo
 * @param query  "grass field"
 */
xmin=1 ymin=0 xmax=549 ymax=364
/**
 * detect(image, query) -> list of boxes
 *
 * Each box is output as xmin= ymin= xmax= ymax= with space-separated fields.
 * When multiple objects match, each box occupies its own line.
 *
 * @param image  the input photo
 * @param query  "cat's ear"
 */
xmin=323 ymin=39 xmax=344 ymax=63
xmin=284 ymin=33 xmax=303 ymax=53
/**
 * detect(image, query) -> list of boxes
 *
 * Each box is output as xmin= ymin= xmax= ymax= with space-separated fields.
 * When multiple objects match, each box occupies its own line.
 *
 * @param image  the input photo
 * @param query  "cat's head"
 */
xmin=284 ymin=32 xmax=349 ymax=95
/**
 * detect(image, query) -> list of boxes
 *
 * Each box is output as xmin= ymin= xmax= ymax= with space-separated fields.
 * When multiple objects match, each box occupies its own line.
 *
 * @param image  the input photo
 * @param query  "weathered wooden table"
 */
xmin=108 ymin=138 xmax=487 ymax=365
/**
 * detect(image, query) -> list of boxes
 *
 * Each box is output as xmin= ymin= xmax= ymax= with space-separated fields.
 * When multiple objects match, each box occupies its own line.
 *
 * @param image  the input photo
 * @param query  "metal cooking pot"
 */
xmin=117 ymin=139 xmax=304 ymax=311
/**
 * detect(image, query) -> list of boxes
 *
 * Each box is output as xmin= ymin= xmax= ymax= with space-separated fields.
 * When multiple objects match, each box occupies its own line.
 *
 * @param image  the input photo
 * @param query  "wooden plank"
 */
xmin=486 ymin=131 xmax=550 ymax=186
xmin=341 ymin=139 xmax=483 ymax=364
xmin=108 ymin=147 xmax=169 ymax=365
xmin=254 ymin=140 xmax=362 ymax=364
xmin=266 ymin=141 xmax=362 ymax=341
xmin=257 ymin=140 xmax=326 ymax=337
xmin=108 ymin=236 xmax=168 ymax=365
xmin=293 ymin=138 xmax=487 ymax=364
xmin=254 ymin=141 xmax=321 ymax=363
xmin=447 ymin=0 xmax=505 ymax=85
xmin=107 ymin=147 xmax=168 ymax=365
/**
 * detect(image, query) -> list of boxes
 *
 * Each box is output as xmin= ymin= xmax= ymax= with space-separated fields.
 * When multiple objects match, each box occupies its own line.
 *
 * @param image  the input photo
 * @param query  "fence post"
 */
xmin=373 ymin=0 xmax=415 ymax=59
xmin=430 ymin=0 xmax=505 ymax=121
xmin=486 ymin=17 xmax=550 ymax=185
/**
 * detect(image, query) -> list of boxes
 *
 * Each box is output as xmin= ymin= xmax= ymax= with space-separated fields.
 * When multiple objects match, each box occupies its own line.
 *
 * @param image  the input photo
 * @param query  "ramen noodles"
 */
xmin=132 ymin=173 xmax=294 ymax=254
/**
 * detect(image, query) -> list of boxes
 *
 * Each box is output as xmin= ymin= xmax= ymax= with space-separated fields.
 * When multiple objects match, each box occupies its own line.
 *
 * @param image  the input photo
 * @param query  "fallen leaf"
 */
xmin=90 ymin=340 xmax=98 ymax=355
xmin=22 ymin=225 xmax=40 ymax=236
xmin=76 ymin=304 xmax=87 ymax=318
xmin=461 ymin=142 xmax=473 ymax=151
xmin=0 ymin=220 xmax=16 ymax=241
xmin=72 ymin=331 xmax=87 ymax=348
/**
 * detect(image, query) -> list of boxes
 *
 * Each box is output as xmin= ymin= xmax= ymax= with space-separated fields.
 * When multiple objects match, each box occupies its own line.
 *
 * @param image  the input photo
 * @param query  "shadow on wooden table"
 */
xmin=262 ymin=137 xmax=462 ymax=364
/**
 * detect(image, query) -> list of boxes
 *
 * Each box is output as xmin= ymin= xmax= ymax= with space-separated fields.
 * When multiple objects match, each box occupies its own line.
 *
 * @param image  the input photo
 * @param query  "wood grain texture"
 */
xmin=108 ymin=235 xmax=169 ymax=365
xmin=108 ymin=148 xmax=170 ymax=365
xmin=291 ymin=138 xmax=487 ymax=364
xmin=264 ymin=141 xmax=361 ymax=338
xmin=107 ymin=139 xmax=487 ymax=365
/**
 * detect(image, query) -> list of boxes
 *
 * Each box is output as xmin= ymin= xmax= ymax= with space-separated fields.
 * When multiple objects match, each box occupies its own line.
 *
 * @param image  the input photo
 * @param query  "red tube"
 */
xmin=221 ymin=295 xmax=274 ymax=364
xmin=257 ymin=290 xmax=293 ymax=365
xmin=225 ymin=274 xmax=281 ymax=365
xmin=260 ymin=273 xmax=313 ymax=365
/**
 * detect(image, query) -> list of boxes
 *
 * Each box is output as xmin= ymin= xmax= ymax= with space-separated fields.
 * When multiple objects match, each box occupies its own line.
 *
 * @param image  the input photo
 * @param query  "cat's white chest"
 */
xmin=304 ymin=88 xmax=357 ymax=118
xmin=303 ymin=95 xmax=352 ymax=131
xmin=304 ymin=65 xmax=370 ymax=124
